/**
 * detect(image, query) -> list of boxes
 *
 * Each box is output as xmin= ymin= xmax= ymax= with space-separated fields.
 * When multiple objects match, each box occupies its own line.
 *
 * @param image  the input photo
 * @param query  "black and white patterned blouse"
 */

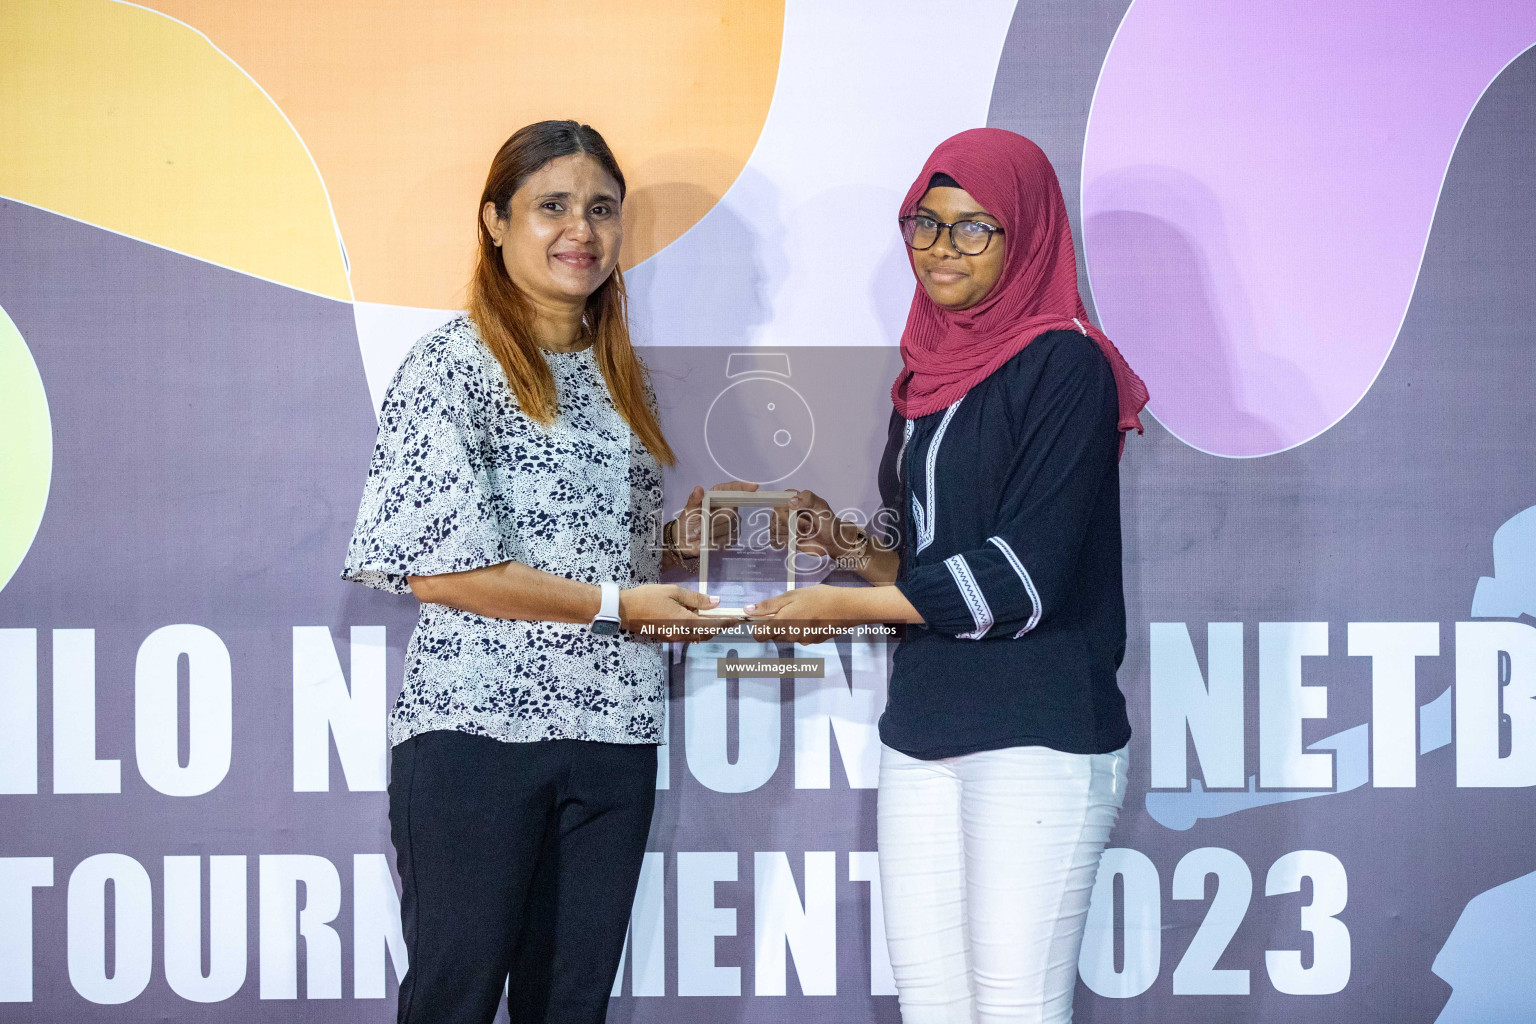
xmin=342 ymin=314 xmax=666 ymax=747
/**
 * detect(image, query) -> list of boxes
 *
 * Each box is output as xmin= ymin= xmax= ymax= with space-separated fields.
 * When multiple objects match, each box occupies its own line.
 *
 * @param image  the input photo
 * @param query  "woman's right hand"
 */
xmin=619 ymin=584 xmax=740 ymax=638
xmin=769 ymin=489 xmax=863 ymax=559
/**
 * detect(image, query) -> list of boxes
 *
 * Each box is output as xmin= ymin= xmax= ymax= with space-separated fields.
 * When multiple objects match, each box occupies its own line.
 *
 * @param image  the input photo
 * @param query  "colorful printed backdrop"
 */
xmin=2 ymin=1 xmax=1534 ymax=1021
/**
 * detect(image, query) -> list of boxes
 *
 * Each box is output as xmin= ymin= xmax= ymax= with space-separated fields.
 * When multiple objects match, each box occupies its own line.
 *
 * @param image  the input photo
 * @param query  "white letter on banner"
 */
xmin=1150 ymin=623 xmax=1244 ymax=789
xmin=754 ymin=852 xmax=836 ymax=996
xmin=1259 ymin=623 xmax=1332 ymax=789
xmin=1456 ymin=621 xmax=1536 ymax=787
xmin=1265 ymin=850 xmax=1350 ymax=994
xmin=135 ymin=625 xmax=232 ymax=796
xmin=685 ymin=641 xmax=780 ymax=793
xmin=1348 ymin=622 xmax=1439 ymax=788
xmin=353 ymin=854 xmax=407 ymax=999
xmin=259 ymin=854 xmax=342 ymax=1000
xmin=0 ymin=858 xmax=53 ymax=1002
xmin=794 ymin=642 xmax=884 ymax=789
xmin=292 ymin=627 xmax=387 ymax=792
xmin=676 ymin=852 xmax=739 ymax=996
xmin=52 ymin=629 xmax=120 ymax=794
xmin=1079 ymin=847 xmax=1160 ymax=998
xmin=1171 ymin=848 xmax=1251 ymax=995
xmin=848 ymin=852 xmax=896 ymax=996
xmin=164 ymin=855 xmax=247 ymax=1002
xmin=0 ymin=630 xmax=38 ymax=794
xmin=67 ymin=854 xmax=153 ymax=1004
xmin=610 ymin=852 xmax=665 ymax=997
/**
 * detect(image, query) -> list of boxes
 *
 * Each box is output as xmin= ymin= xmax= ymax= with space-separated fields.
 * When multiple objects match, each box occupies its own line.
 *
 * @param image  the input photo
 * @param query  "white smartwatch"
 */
xmin=590 ymin=581 xmax=622 ymax=636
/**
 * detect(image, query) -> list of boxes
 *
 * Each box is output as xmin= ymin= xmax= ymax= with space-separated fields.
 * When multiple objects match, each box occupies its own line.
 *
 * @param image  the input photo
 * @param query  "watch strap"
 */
xmin=597 ymin=581 xmax=621 ymax=623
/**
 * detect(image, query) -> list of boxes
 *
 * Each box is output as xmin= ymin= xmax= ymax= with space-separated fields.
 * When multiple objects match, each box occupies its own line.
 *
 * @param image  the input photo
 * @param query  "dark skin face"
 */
xmin=909 ymin=186 xmax=1007 ymax=311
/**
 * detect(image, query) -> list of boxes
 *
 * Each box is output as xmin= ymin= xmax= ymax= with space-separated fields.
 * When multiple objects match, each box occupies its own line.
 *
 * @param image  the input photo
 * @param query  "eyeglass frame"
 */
xmin=898 ymin=214 xmax=1005 ymax=256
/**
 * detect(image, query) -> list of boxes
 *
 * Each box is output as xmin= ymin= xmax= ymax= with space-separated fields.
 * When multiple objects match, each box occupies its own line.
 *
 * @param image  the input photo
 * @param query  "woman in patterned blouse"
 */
xmin=343 ymin=121 xmax=744 ymax=1024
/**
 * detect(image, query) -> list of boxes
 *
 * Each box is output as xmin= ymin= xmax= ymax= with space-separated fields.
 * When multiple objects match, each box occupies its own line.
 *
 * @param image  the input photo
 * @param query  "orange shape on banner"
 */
xmin=147 ymin=0 xmax=785 ymax=310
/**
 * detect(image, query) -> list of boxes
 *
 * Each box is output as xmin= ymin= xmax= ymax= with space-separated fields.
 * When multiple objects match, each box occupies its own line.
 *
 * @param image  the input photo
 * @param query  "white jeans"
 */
xmin=877 ymin=742 xmax=1129 ymax=1024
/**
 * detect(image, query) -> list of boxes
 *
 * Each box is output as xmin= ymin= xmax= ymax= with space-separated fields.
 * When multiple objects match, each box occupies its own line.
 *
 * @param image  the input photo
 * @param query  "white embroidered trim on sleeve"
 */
xmin=987 ymin=536 xmax=1042 ymax=637
xmin=945 ymin=553 xmax=993 ymax=640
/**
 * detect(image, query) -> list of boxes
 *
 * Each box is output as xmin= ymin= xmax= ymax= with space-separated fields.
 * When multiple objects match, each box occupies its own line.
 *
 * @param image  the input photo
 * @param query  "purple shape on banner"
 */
xmin=1082 ymin=1 xmax=1536 ymax=456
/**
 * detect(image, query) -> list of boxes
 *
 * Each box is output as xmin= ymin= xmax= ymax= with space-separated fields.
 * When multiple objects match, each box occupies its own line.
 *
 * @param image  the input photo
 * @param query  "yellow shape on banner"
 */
xmin=0 ymin=305 xmax=52 ymax=593
xmin=0 ymin=0 xmax=349 ymax=299
xmin=146 ymin=0 xmax=784 ymax=309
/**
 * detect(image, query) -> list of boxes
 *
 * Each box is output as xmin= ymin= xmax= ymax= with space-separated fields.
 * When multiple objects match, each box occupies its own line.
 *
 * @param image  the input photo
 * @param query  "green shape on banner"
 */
xmin=0 ymin=303 xmax=51 ymax=592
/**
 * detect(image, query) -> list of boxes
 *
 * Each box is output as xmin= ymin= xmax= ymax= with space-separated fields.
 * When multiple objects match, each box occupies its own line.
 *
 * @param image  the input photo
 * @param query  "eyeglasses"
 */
xmin=899 ymin=215 xmax=1004 ymax=256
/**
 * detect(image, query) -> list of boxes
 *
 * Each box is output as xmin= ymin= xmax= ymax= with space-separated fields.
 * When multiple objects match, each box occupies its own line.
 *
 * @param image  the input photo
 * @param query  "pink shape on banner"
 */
xmin=1082 ymin=1 xmax=1536 ymax=457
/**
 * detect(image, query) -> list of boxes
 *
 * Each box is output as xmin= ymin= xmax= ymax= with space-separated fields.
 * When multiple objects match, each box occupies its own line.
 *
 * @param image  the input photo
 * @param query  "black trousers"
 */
xmin=388 ymin=731 xmax=658 ymax=1024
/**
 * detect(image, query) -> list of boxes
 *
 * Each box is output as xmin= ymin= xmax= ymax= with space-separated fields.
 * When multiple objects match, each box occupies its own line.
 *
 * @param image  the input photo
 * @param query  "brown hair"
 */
xmin=468 ymin=120 xmax=675 ymax=465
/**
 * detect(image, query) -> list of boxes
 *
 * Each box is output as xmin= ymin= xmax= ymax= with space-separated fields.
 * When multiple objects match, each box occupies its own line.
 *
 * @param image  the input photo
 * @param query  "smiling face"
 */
xmin=482 ymin=152 xmax=623 ymax=310
xmin=909 ymin=186 xmax=1007 ymax=311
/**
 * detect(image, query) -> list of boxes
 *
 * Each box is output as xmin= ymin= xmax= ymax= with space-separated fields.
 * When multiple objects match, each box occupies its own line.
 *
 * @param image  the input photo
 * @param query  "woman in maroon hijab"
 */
xmin=751 ymin=128 xmax=1148 ymax=1023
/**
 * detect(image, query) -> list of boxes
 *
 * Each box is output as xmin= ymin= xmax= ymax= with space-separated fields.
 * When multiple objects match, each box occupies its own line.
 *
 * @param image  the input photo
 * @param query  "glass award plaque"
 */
xmin=696 ymin=490 xmax=798 ymax=618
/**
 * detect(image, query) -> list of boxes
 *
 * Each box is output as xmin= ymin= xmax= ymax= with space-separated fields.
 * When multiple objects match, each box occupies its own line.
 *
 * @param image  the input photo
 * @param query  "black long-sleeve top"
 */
xmin=876 ymin=329 xmax=1132 ymax=759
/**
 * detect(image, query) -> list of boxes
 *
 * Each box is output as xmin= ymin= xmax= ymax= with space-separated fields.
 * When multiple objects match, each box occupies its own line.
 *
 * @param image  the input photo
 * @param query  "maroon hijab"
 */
xmin=891 ymin=128 xmax=1148 ymax=448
